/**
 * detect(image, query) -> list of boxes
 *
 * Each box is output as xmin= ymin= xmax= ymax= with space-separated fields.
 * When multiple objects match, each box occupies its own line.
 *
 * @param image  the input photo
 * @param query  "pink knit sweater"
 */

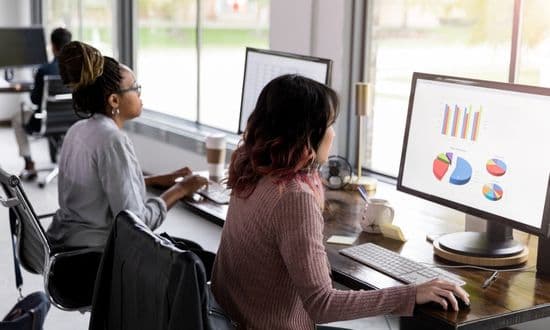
xmin=211 ymin=175 xmax=416 ymax=329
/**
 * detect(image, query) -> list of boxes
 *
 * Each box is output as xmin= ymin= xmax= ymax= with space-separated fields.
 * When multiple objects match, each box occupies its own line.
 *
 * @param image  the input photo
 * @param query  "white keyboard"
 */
xmin=198 ymin=181 xmax=231 ymax=204
xmin=340 ymin=243 xmax=465 ymax=286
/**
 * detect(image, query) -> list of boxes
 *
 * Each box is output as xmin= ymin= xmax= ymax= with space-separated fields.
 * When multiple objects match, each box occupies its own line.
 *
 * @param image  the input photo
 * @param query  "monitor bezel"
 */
xmin=397 ymin=72 xmax=550 ymax=238
xmin=0 ymin=27 xmax=47 ymax=69
xmin=238 ymin=47 xmax=333 ymax=134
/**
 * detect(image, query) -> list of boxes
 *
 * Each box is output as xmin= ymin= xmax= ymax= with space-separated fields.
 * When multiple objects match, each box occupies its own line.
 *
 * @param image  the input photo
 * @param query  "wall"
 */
xmin=270 ymin=0 xmax=348 ymax=156
xmin=0 ymin=0 xmax=33 ymax=121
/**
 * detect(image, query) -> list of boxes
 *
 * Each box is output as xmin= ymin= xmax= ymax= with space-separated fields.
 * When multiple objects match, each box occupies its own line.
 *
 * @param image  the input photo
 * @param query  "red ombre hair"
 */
xmin=228 ymin=74 xmax=339 ymax=198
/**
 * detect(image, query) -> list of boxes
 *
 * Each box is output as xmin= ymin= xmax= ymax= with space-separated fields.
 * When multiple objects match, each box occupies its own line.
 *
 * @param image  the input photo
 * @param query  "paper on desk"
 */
xmin=380 ymin=223 xmax=407 ymax=242
xmin=326 ymin=235 xmax=357 ymax=245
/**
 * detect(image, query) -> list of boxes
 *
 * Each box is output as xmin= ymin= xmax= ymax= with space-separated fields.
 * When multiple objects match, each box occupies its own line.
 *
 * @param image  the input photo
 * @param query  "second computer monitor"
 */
xmin=238 ymin=47 xmax=332 ymax=134
xmin=0 ymin=27 xmax=47 ymax=68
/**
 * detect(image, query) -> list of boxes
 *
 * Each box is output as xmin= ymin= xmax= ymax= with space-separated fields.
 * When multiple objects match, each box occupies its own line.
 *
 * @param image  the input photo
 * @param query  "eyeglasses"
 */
xmin=117 ymin=84 xmax=142 ymax=96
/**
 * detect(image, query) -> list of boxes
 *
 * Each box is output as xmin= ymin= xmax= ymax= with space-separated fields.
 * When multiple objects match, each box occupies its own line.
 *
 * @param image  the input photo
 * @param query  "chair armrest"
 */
xmin=51 ymin=246 xmax=104 ymax=260
xmin=37 ymin=213 xmax=55 ymax=220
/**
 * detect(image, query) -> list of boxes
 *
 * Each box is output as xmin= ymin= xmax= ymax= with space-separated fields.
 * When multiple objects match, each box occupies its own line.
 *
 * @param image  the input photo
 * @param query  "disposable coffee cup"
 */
xmin=206 ymin=134 xmax=226 ymax=181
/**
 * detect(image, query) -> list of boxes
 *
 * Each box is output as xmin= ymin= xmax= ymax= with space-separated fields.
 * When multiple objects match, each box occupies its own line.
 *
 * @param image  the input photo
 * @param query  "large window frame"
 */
xmin=357 ymin=0 xmax=534 ymax=180
xmin=37 ymin=0 xmax=269 ymax=141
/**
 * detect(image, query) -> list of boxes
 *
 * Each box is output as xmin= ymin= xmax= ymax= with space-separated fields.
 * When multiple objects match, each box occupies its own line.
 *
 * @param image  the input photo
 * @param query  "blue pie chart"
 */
xmin=450 ymin=157 xmax=472 ymax=185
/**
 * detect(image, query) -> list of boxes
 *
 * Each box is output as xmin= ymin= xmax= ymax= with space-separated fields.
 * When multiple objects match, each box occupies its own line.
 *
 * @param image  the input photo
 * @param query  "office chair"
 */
xmin=21 ymin=75 xmax=79 ymax=188
xmin=89 ymin=210 xmax=235 ymax=330
xmin=0 ymin=167 xmax=103 ymax=312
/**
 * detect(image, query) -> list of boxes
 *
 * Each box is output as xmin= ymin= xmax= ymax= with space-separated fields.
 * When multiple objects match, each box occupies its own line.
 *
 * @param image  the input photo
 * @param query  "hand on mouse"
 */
xmin=415 ymin=279 xmax=470 ymax=311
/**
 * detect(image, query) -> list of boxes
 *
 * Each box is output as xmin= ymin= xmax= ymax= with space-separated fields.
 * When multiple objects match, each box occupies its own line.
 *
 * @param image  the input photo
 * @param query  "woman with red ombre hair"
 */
xmin=211 ymin=74 xmax=468 ymax=329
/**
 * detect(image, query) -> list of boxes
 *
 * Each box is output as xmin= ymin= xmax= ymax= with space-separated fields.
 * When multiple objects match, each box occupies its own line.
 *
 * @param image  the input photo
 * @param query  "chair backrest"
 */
xmin=90 ymin=211 xmax=222 ymax=330
xmin=0 ymin=168 xmax=51 ymax=275
xmin=39 ymin=75 xmax=79 ymax=136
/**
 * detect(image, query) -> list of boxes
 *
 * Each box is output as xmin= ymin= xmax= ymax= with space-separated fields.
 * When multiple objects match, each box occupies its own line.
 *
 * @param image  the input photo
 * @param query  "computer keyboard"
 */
xmin=198 ymin=181 xmax=231 ymax=204
xmin=339 ymin=243 xmax=466 ymax=286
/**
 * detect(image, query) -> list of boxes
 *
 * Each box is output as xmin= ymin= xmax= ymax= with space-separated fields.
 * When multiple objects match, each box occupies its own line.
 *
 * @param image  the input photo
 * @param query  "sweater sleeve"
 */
xmin=96 ymin=132 xmax=167 ymax=230
xmin=272 ymin=191 xmax=416 ymax=324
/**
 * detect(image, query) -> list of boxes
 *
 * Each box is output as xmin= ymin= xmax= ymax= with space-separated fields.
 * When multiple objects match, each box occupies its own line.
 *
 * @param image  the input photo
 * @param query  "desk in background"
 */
xmin=0 ymin=81 xmax=33 ymax=93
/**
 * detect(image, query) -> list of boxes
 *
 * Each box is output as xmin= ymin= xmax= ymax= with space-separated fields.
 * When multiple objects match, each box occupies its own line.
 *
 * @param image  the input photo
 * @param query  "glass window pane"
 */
xmin=200 ymin=0 xmax=270 ymax=132
xmin=365 ymin=0 xmax=514 ymax=177
xmin=516 ymin=0 xmax=550 ymax=87
xmin=137 ymin=0 xmax=197 ymax=121
xmin=45 ymin=0 xmax=114 ymax=57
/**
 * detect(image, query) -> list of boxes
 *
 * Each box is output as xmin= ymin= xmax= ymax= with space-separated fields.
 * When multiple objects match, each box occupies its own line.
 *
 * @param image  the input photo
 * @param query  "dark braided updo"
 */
xmin=58 ymin=41 xmax=122 ymax=117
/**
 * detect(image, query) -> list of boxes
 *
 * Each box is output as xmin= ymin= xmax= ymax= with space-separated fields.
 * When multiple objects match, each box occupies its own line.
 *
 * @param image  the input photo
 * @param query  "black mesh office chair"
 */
xmin=0 ymin=167 xmax=102 ymax=312
xmin=22 ymin=75 xmax=79 ymax=188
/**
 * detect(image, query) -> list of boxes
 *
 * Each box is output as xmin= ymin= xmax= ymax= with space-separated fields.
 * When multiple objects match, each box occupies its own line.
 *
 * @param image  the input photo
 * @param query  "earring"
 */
xmin=112 ymin=108 xmax=120 ymax=117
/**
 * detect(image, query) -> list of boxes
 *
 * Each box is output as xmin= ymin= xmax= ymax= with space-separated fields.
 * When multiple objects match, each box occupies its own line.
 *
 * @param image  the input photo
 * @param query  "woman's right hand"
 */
xmin=415 ymin=279 xmax=470 ymax=311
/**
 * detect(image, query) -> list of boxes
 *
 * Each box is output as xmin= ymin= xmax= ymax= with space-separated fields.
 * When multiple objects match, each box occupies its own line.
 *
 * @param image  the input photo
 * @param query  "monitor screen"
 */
xmin=0 ymin=27 xmax=47 ymax=69
xmin=398 ymin=72 xmax=550 ymax=237
xmin=238 ymin=47 xmax=332 ymax=133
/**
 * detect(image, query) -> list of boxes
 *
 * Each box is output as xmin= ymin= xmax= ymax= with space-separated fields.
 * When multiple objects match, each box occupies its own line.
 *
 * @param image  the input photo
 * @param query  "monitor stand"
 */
xmin=433 ymin=217 xmax=529 ymax=266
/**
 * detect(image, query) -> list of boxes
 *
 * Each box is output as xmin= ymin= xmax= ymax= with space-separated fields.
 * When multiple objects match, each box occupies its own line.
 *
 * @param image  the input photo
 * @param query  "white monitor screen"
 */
xmin=398 ymin=73 xmax=550 ymax=234
xmin=239 ymin=48 xmax=332 ymax=133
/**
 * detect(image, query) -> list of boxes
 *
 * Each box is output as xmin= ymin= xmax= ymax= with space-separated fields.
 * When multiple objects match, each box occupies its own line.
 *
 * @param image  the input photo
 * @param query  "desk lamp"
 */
xmin=348 ymin=82 xmax=377 ymax=191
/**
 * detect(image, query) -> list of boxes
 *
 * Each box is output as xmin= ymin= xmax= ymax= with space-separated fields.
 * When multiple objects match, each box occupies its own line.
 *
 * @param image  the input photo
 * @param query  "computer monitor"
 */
xmin=238 ymin=47 xmax=332 ymax=133
xmin=0 ymin=27 xmax=47 ymax=69
xmin=398 ymin=72 xmax=550 ymax=258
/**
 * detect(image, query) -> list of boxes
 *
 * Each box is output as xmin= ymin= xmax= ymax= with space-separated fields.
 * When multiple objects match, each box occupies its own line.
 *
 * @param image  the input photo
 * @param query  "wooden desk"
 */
xmin=324 ymin=189 xmax=550 ymax=329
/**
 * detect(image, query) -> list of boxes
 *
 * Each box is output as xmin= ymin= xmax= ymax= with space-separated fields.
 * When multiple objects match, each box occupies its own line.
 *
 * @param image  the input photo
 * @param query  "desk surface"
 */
xmin=0 ymin=81 xmax=33 ymax=93
xmin=324 ymin=188 xmax=550 ymax=330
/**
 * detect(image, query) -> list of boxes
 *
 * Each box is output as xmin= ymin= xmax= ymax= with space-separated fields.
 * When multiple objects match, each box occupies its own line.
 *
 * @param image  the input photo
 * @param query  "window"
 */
xmin=516 ymin=0 xmax=550 ymax=87
xmin=137 ymin=0 xmax=270 ymax=133
xmin=200 ymin=0 xmax=269 ymax=132
xmin=136 ymin=0 xmax=198 ymax=121
xmin=364 ymin=0 xmax=515 ymax=177
xmin=45 ymin=0 xmax=115 ymax=57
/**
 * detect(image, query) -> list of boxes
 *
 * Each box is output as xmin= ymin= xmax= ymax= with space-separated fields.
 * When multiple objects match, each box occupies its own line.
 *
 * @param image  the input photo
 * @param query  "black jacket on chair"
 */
xmin=89 ymin=210 xmax=234 ymax=330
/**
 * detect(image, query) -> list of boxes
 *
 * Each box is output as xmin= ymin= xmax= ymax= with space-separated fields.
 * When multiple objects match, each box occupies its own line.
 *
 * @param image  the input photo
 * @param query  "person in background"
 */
xmin=46 ymin=41 xmax=207 ymax=249
xmin=211 ymin=74 xmax=469 ymax=329
xmin=12 ymin=27 xmax=72 ymax=180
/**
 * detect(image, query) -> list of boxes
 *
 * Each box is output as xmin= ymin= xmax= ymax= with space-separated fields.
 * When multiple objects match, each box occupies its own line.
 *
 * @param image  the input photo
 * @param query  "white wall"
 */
xmin=0 ymin=0 xmax=33 ymax=121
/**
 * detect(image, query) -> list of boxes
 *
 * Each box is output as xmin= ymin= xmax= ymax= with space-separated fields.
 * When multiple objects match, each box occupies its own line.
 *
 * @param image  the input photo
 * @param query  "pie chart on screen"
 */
xmin=486 ymin=159 xmax=507 ymax=176
xmin=432 ymin=152 xmax=472 ymax=185
xmin=483 ymin=183 xmax=503 ymax=201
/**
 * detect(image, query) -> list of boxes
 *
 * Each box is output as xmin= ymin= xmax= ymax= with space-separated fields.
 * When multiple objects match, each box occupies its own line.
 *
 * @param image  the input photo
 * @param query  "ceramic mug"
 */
xmin=360 ymin=198 xmax=395 ymax=233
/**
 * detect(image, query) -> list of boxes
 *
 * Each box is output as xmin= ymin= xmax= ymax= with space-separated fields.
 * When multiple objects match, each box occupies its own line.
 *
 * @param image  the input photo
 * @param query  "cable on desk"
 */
xmin=419 ymin=262 xmax=535 ymax=288
xmin=418 ymin=262 xmax=536 ymax=273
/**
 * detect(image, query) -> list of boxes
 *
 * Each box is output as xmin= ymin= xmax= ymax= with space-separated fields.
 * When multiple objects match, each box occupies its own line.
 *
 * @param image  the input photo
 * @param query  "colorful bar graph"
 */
xmin=441 ymin=104 xmax=482 ymax=141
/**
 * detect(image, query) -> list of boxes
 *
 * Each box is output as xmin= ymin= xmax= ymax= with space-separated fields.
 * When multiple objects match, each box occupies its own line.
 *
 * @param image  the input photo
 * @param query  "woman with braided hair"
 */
xmin=46 ymin=41 xmax=207 ymax=249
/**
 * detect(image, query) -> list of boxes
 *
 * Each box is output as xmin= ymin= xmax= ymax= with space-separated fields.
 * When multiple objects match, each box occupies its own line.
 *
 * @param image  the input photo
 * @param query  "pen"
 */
xmin=357 ymin=186 xmax=369 ymax=202
xmin=482 ymin=271 xmax=498 ymax=289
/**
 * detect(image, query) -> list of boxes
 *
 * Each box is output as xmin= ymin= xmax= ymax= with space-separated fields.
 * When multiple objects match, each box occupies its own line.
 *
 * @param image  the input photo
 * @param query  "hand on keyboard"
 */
xmin=339 ymin=243 xmax=470 ymax=311
xmin=198 ymin=181 xmax=231 ymax=204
